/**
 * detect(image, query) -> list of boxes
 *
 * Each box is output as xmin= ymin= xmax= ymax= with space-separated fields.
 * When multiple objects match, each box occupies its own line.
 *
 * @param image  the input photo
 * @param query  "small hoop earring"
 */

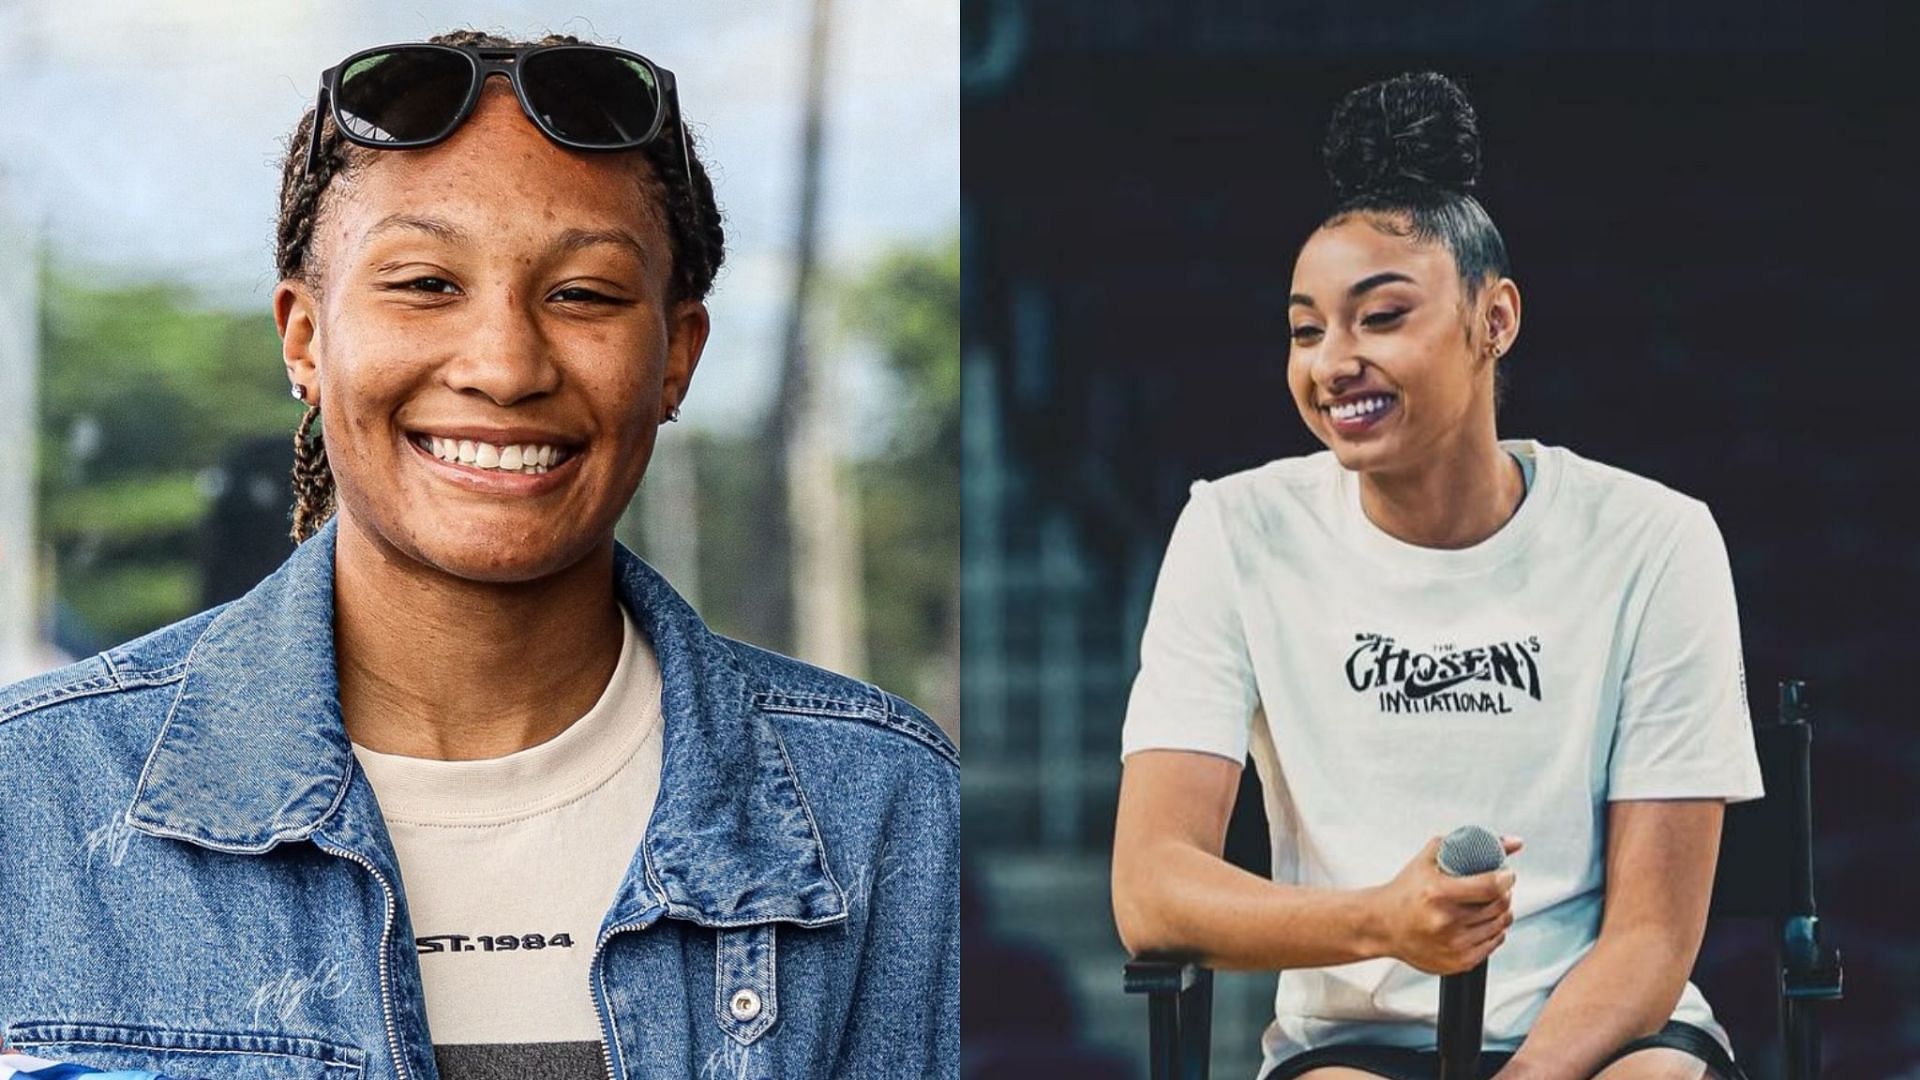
xmin=665 ymin=406 xmax=681 ymax=423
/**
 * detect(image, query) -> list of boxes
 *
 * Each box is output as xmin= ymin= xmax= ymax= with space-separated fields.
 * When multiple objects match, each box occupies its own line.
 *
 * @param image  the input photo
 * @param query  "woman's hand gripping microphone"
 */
xmin=1369 ymin=831 xmax=1523 ymax=975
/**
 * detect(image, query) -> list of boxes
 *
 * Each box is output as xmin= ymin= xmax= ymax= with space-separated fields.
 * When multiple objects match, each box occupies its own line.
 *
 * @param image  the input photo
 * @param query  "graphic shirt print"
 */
xmin=1345 ymin=632 xmax=1544 ymax=714
xmin=350 ymin=601 xmax=663 ymax=1079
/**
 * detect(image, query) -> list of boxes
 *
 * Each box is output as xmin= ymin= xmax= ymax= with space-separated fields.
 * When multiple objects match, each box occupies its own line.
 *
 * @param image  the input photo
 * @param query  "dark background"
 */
xmin=960 ymin=2 xmax=1919 ymax=1077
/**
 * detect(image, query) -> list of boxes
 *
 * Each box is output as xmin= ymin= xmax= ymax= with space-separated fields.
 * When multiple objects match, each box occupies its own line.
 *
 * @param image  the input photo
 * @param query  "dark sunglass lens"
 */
xmin=520 ymin=49 xmax=661 ymax=146
xmin=335 ymin=48 xmax=474 ymax=144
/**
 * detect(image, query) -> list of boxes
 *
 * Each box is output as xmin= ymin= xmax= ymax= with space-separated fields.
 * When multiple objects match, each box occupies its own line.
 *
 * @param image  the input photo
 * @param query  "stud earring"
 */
xmin=665 ymin=406 xmax=681 ymax=423
xmin=291 ymin=384 xmax=307 ymax=402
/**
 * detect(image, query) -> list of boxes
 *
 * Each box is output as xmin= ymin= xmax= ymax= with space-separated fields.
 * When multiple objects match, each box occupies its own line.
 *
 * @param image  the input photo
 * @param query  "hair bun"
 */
xmin=1323 ymin=71 xmax=1482 ymax=200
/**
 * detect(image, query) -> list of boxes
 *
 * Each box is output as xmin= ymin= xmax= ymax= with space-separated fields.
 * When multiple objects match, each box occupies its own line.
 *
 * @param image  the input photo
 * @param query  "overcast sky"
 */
xmin=0 ymin=0 xmax=958 ymax=431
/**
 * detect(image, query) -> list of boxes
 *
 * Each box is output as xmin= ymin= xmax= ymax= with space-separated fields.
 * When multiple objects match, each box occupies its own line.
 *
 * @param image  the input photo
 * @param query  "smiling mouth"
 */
xmin=1321 ymin=392 xmax=1399 ymax=427
xmin=408 ymin=432 xmax=579 ymax=475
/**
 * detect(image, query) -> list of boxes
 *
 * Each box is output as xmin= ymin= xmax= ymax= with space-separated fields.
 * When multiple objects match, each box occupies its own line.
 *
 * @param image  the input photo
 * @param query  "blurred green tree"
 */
xmin=623 ymin=232 xmax=960 ymax=729
xmin=843 ymin=233 xmax=960 ymax=727
xmin=36 ymin=272 xmax=287 ymax=647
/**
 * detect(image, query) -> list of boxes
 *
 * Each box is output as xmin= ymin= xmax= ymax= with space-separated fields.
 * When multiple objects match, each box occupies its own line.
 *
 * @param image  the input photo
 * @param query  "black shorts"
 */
xmin=1260 ymin=1020 xmax=1746 ymax=1080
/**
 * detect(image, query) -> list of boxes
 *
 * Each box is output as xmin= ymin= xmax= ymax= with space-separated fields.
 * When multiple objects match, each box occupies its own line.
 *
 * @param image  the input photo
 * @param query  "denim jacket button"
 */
xmin=728 ymin=987 xmax=763 ymax=1021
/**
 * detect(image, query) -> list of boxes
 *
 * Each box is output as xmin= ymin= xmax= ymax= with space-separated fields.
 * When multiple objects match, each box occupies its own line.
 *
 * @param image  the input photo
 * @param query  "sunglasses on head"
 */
xmin=304 ymin=41 xmax=691 ymax=188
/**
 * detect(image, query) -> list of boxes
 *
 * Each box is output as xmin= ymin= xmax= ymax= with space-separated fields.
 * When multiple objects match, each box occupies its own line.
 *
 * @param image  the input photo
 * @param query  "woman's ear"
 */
xmin=275 ymin=278 xmax=321 ymax=408
xmin=662 ymin=298 xmax=711 ymax=419
xmin=1486 ymin=277 xmax=1522 ymax=356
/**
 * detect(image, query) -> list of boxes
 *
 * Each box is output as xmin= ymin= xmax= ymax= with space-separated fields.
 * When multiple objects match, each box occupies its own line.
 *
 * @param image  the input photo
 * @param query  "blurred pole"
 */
xmin=0 ymin=171 xmax=43 ymax=682
xmin=959 ymin=348 xmax=1004 ymax=753
xmin=636 ymin=426 xmax=701 ymax=611
xmin=959 ymin=204 xmax=1006 ymax=755
xmin=789 ymin=337 xmax=864 ymax=674
xmin=770 ymin=0 xmax=866 ymax=673
xmin=1038 ymin=510 xmax=1083 ymax=848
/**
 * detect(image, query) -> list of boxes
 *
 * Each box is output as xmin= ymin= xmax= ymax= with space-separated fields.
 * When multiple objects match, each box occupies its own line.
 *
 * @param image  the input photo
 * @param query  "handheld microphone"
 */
xmin=1435 ymin=825 xmax=1507 ymax=1080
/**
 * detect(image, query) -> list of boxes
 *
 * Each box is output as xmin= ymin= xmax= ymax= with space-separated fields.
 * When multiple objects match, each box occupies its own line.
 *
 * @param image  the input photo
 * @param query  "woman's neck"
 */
xmin=1356 ymin=432 xmax=1527 ymax=550
xmin=331 ymin=514 xmax=626 ymax=761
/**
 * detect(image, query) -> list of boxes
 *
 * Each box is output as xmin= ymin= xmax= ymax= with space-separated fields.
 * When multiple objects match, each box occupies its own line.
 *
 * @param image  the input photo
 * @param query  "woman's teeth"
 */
xmin=418 ymin=435 xmax=568 ymax=474
xmin=1328 ymin=395 xmax=1394 ymax=422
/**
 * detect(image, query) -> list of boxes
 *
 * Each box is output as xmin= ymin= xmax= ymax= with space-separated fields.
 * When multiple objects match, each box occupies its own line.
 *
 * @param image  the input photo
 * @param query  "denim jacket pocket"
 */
xmin=713 ymin=924 xmax=778 ymax=1045
xmin=3 ymin=1020 xmax=364 ymax=1079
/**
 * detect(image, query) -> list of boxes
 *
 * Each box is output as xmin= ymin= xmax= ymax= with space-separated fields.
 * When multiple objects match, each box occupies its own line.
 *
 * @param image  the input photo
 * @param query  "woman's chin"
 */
xmin=1327 ymin=439 xmax=1392 ymax=474
xmin=399 ymin=517 xmax=590 ymax=584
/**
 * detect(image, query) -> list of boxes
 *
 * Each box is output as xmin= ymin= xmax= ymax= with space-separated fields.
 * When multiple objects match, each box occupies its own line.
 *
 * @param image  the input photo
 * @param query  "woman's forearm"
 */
xmin=1495 ymin=926 xmax=1690 ymax=1080
xmin=1113 ymin=837 xmax=1388 ymax=971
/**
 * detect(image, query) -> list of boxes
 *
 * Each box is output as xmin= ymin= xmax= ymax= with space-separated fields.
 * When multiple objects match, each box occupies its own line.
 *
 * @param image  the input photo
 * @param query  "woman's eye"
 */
xmin=551 ymin=286 xmax=627 ymax=305
xmin=1290 ymin=325 xmax=1323 ymax=342
xmin=388 ymin=277 xmax=457 ymax=295
xmin=1362 ymin=310 xmax=1407 ymax=327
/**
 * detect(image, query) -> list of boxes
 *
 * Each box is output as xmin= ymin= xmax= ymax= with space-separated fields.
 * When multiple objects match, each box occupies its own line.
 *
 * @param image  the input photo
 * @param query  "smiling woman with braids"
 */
xmin=0 ymin=28 xmax=957 ymax=1080
xmin=1111 ymin=73 xmax=1762 ymax=1080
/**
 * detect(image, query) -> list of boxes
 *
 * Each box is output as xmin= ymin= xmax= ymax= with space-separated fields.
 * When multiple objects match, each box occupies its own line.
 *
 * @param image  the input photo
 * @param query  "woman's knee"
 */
xmin=1590 ymin=1046 xmax=1722 ymax=1080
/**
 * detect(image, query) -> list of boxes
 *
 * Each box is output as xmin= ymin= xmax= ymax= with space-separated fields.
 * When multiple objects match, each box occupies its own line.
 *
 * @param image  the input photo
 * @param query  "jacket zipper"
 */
xmin=590 ymin=910 xmax=663 ymax=1080
xmin=317 ymin=841 xmax=412 ymax=1080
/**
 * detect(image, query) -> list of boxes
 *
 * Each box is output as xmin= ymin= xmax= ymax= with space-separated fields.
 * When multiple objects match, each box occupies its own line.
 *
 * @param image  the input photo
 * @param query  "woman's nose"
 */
xmin=1310 ymin=335 xmax=1366 ymax=394
xmin=448 ymin=288 xmax=562 ymax=405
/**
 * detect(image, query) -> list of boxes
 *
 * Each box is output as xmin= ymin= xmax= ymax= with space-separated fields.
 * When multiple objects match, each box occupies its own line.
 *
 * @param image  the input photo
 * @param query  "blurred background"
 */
xmin=0 ymin=0 xmax=958 ymax=737
xmin=961 ymin=2 xmax=1917 ymax=1077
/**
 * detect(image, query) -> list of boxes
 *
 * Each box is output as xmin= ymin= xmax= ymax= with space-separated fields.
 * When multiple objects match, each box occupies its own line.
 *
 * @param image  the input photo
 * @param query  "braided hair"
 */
xmin=278 ymin=28 xmax=727 ymax=544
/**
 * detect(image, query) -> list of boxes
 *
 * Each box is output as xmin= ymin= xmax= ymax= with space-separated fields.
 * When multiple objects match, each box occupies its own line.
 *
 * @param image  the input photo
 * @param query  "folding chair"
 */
xmin=1123 ymin=679 xmax=1844 ymax=1080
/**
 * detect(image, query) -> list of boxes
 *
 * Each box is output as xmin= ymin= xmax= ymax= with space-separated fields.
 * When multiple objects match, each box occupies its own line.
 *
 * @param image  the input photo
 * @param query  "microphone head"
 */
xmin=1437 ymin=825 xmax=1507 ymax=877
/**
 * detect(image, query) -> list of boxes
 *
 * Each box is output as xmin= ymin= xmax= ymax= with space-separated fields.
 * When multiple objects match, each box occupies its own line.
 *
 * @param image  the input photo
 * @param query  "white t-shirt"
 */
xmin=350 ymin=600 xmax=664 ymax=1080
xmin=1119 ymin=439 xmax=1764 ymax=1072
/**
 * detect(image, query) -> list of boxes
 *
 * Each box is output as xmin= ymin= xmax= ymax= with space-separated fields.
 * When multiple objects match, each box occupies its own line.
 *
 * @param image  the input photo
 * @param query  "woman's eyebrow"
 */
xmin=553 ymin=227 xmax=652 ymax=268
xmin=359 ymin=216 xmax=648 ymax=267
xmin=364 ymin=213 xmax=467 ymax=245
xmin=1289 ymin=271 xmax=1419 ymax=309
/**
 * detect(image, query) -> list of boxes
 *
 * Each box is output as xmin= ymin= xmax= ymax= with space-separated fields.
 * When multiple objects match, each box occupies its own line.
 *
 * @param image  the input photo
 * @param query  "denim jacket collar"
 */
xmin=125 ymin=515 xmax=848 ymax=930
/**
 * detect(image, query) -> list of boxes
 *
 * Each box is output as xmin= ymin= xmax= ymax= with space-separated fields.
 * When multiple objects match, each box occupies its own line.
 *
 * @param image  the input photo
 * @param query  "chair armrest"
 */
xmin=1124 ymin=953 xmax=1218 ymax=1080
xmin=1780 ymin=915 xmax=1843 ymax=1000
xmin=1125 ymin=954 xmax=1207 ymax=995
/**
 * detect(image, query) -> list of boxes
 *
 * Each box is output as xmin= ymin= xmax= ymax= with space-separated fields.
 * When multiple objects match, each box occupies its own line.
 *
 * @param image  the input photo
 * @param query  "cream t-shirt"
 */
xmin=1120 ymin=440 xmax=1765 ymax=1073
xmin=351 ymin=600 xmax=664 ymax=1080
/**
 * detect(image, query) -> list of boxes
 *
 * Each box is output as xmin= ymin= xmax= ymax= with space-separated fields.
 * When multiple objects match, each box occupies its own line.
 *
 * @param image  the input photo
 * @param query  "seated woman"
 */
xmin=0 ymin=28 xmax=956 ymax=1080
xmin=1110 ymin=71 xmax=1761 ymax=1080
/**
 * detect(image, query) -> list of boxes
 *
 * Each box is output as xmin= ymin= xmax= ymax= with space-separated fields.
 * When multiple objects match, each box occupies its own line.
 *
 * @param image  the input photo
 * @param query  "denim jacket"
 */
xmin=0 ymin=515 xmax=959 ymax=1079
